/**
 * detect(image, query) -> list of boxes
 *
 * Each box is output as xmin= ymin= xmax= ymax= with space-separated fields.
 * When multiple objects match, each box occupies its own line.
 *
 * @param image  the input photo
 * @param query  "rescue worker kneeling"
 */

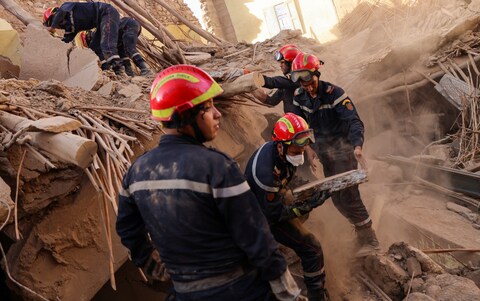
xmin=245 ymin=113 xmax=330 ymax=301
xmin=116 ymin=65 xmax=306 ymax=301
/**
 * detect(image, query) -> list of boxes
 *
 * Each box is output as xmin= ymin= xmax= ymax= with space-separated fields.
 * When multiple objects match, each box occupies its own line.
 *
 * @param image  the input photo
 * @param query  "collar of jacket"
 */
xmin=159 ymin=134 xmax=202 ymax=146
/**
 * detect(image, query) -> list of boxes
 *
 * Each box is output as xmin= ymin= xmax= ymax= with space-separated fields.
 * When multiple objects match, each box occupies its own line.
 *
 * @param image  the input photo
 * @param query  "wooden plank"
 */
xmin=292 ymin=170 xmax=368 ymax=203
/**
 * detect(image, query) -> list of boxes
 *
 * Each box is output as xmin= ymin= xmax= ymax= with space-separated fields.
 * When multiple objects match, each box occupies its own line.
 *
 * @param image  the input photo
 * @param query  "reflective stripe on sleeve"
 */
xmin=252 ymin=143 xmax=280 ymax=193
xmin=354 ymin=217 xmax=371 ymax=227
xmin=127 ymin=179 xmax=212 ymax=195
xmin=213 ymin=181 xmax=250 ymax=198
xmin=332 ymin=93 xmax=348 ymax=106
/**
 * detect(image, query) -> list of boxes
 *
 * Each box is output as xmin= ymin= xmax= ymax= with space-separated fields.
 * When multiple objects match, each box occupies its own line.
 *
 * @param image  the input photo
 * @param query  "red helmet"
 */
xmin=274 ymin=44 xmax=301 ymax=62
xmin=43 ymin=7 xmax=58 ymax=27
xmin=150 ymin=65 xmax=223 ymax=121
xmin=272 ymin=113 xmax=315 ymax=146
xmin=290 ymin=52 xmax=324 ymax=83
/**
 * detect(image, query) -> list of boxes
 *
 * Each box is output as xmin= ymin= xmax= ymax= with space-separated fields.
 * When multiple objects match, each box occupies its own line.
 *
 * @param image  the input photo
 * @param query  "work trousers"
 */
xmin=118 ymin=18 xmax=141 ymax=59
xmin=99 ymin=5 xmax=120 ymax=60
xmin=315 ymin=141 xmax=371 ymax=228
xmin=271 ymin=218 xmax=325 ymax=301
xmin=174 ymin=269 xmax=275 ymax=301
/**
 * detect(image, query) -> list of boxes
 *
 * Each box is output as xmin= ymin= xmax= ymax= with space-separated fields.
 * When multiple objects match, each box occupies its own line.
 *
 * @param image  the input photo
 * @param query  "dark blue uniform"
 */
xmin=263 ymin=75 xmax=299 ymax=113
xmin=292 ymin=80 xmax=371 ymax=228
xmin=245 ymin=141 xmax=326 ymax=301
xmin=51 ymin=2 xmax=120 ymax=61
xmin=90 ymin=17 xmax=142 ymax=61
xmin=116 ymin=135 xmax=285 ymax=301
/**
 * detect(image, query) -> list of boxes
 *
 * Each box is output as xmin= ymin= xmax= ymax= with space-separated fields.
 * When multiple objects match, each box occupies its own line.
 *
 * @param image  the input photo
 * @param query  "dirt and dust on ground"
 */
xmin=0 ymin=0 xmax=480 ymax=300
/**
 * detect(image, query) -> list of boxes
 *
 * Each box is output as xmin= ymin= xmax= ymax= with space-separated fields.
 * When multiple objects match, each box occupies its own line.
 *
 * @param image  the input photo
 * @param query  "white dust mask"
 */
xmin=286 ymin=154 xmax=304 ymax=166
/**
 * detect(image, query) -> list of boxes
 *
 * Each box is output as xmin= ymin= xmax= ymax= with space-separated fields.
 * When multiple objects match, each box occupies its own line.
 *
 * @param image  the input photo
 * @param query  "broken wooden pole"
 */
xmin=0 ymin=0 xmax=42 ymax=26
xmin=421 ymin=248 xmax=480 ymax=254
xmin=292 ymin=169 xmax=368 ymax=203
xmin=0 ymin=111 xmax=97 ymax=168
xmin=219 ymin=72 xmax=265 ymax=98
xmin=151 ymin=0 xmax=226 ymax=45
xmin=110 ymin=0 xmax=186 ymax=64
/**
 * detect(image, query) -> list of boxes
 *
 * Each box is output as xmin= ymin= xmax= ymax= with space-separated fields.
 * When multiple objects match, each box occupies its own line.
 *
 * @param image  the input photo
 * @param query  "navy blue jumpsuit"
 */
xmin=50 ymin=2 xmax=120 ymax=61
xmin=116 ymin=135 xmax=286 ymax=301
xmin=245 ymin=141 xmax=326 ymax=301
xmin=292 ymin=80 xmax=372 ymax=228
xmin=89 ymin=17 xmax=142 ymax=62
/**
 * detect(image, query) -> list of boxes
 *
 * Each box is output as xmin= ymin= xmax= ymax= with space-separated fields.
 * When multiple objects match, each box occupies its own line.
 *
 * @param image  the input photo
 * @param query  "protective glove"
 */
xmin=306 ymin=189 xmax=331 ymax=209
xmin=269 ymin=268 xmax=304 ymax=301
xmin=280 ymin=190 xmax=331 ymax=220
xmin=142 ymin=249 xmax=170 ymax=283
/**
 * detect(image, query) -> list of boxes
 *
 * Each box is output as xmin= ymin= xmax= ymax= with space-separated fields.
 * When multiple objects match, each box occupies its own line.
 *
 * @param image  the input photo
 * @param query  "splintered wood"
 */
xmin=292 ymin=169 xmax=368 ymax=203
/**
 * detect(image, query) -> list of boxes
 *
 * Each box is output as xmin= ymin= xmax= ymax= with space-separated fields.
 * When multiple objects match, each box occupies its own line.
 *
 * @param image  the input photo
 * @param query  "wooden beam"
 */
xmin=110 ymin=0 xmax=186 ymax=64
xmin=0 ymin=0 xmax=42 ymax=26
xmin=151 ymin=0 xmax=226 ymax=45
xmin=219 ymin=72 xmax=265 ymax=98
xmin=0 ymin=111 xmax=97 ymax=168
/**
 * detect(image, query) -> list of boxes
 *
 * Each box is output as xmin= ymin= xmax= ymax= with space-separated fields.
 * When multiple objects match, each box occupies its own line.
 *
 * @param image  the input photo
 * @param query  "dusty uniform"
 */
xmin=116 ymin=135 xmax=286 ymax=301
xmin=51 ymin=2 xmax=120 ymax=62
xmin=245 ymin=141 xmax=326 ymax=301
xmin=90 ymin=17 xmax=142 ymax=62
xmin=262 ymin=75 xmax=300 ymax=113
xmin=292 ymin=80 xmax=371 ymax=228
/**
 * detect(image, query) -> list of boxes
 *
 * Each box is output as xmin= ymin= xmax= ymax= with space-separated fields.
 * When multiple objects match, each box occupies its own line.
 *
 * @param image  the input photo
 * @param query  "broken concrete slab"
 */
xmin=63 ymin=47 xmax=100 ymax=91
xmin=20 ymin=24 xmax=100 ymax=91
xmin=20 ymin=24 xmax=71 ymax=81
xmin=63 ymin=60 xmax=100 ymax=91
xmin=446 ymin=202 xmax=478 ymax=223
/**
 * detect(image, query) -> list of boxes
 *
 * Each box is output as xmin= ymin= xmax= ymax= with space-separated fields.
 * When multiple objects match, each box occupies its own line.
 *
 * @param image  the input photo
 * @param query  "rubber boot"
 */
xmin=123 ymin=59 xmax=135 ymax=77
xmin=111 ymin=58 xmax=127 ymax=77
xmin=355 ymin=226 xmax=380 ymax=257
xmin=132 ymin=55 xmax=152 ymax=76
xmin=100 ymin=60 xmax=110 ymax=71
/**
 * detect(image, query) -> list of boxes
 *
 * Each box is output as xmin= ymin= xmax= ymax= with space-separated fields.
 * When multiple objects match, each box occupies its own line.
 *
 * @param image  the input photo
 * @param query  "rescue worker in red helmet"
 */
xmin=290 ymin=52 xmax=380 ymax=257
xmin=245 ymin=113 xmax=330 ymax=301
xmin=253 ymin=44 xmax=305 ymax=113
xmin=43 ymin=2 xmax=125 ymax=75
xmin=116 ymin=65 xmax=306 ymax=301
xmin=83 ymin=17 xmax=151 ymax=76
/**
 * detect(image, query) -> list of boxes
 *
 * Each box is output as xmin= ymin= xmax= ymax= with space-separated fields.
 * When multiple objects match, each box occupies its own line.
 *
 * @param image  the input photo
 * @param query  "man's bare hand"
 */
xmin=354 ymin=146 xmax=368 ymax=170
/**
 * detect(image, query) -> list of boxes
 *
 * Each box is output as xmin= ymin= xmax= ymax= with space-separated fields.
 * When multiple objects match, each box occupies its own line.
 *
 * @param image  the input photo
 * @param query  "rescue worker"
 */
xmin=81 ymin=17 xmax=151 ymax=76
xmin=42 ymin=2 xmax=125 ymax=75
xmin=245 ymin=113 xmax=330 ymax=301
xmin=290 ymin=52 xmax=380 ymax=257
xmin=116 ymin=65 xmax=306 ymax=301
xmin=253 ymin=44 xmax=302 ymax=113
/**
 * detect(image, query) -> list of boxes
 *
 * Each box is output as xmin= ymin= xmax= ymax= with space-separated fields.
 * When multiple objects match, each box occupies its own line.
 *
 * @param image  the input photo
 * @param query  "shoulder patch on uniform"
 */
xmin=343 ymin=98 xmax=353 ymax=110
xmin=326 ymin=85 xmax=335 ymax=94
xmin=267 ymin=193 xmax=275 ymax=202
xmin=294 ymin=87 xmax=303 ymax=96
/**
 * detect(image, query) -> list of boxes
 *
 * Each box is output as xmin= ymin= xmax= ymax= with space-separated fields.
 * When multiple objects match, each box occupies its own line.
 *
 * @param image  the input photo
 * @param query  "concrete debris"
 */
xmin=446 ymin=202 xmax=478 ymax=223
xmin=362 ymin=242 xmax=480 ymax=300
xmin=0 ymin=176 xmax=13 ymax=226
xmin=20 ymin=24 xmax=100 ymax=91
xmin=118 ymin=83 xmax=142 ymax=98
xmin=98 ymin=81 xmax=116 ymax=97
